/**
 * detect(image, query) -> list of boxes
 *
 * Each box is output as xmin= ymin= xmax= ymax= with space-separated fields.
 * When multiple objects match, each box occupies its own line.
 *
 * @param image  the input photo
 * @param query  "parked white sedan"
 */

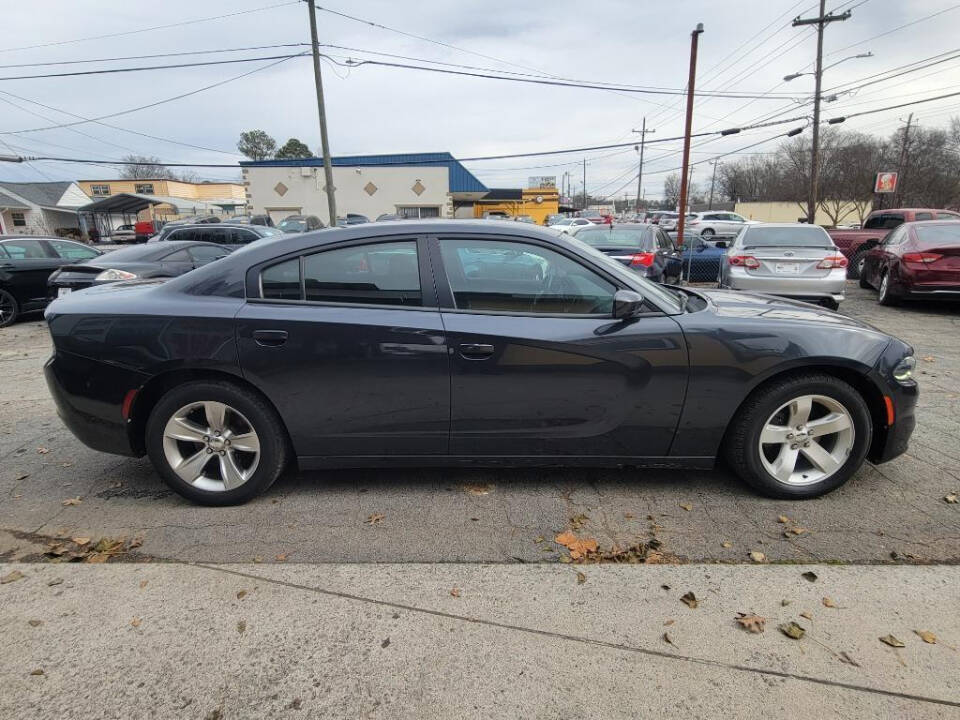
xmin=547 ymin=217 xmax=593 ymax=234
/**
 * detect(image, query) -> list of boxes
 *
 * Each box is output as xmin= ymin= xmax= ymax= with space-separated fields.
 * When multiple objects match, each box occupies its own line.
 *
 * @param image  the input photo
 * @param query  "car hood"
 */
xmin=696 ymin=288 xmax=886 ymax=334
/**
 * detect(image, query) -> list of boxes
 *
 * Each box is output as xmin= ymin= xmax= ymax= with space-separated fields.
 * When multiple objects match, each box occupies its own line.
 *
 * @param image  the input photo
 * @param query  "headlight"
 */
xmin=94 ymin=269 xmax=137 ymax=281
xmin=892 ymin=355 xmax=916 ymax=383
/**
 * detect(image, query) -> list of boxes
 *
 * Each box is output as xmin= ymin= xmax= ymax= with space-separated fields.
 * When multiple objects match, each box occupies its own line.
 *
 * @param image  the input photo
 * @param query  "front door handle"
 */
xmin=458 ymin=343 xmax=494 ymax=360
xmin=253 ymin=329 xmax=288 ymax=347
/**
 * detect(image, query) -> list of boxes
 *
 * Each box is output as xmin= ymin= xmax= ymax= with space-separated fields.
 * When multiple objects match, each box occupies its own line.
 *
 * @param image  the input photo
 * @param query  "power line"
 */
xmin=824 ymin=3 xmax=960 ymax=58
xmin=0 ymin=1 xmax=300 ymax=54
xmin=0 ymin=43 xmax=309 ymax=70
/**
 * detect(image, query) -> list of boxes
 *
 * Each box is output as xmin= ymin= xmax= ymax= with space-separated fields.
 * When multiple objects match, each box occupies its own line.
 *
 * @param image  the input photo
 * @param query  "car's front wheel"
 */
xmin=701 ymin=228 xmax=715 ymax=238
xmin=725 ymin=374 xmax=872 ymax=499
xmin=145 ymin=380 xmax=288 ymax=505
xmin=0 ymin=289 xmax=19 ymax=328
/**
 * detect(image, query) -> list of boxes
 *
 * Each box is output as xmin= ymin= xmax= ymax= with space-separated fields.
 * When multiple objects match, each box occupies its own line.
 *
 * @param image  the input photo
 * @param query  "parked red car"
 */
xmin=828 ymin=208 xmax=960 ymax=279
xmin=859 ymin=221 xmax=960 ymax=305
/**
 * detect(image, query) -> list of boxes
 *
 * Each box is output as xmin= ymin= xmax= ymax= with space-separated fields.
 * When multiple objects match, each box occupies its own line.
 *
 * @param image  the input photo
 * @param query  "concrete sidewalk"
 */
xmin=1 ymin=563 xmax=958 ymax=719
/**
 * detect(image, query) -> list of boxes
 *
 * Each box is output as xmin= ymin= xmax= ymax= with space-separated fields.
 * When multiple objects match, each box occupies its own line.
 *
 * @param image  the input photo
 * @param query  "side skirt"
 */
xmin=297 ymin=455 xmax=716 ymax=471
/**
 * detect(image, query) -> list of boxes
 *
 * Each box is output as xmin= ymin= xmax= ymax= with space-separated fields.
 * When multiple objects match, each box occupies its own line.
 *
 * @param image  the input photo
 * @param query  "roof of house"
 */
xmin=239 ymin=152 xmax=487 ymax=193
xmin=0 ymin=181 xmax=73 ymax=208
xmin=0 ymin=190 xmax=29 ymax=210
xmin=77 ymin=193 xmax=231 ymax=215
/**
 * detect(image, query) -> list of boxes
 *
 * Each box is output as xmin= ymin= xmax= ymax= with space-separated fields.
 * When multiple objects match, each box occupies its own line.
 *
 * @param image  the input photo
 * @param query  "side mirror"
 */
xmin=613 ymin=289 xmax=645 ymax=319
xmin=714 ymin=240 xmax=728 ymax=249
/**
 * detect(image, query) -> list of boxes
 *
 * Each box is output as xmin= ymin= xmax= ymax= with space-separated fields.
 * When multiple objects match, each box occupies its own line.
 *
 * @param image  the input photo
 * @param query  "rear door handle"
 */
xmin=253 ymin=329 xmax=288 ymax=347
xmin=458 ymin=343 xmax=494 ymax=360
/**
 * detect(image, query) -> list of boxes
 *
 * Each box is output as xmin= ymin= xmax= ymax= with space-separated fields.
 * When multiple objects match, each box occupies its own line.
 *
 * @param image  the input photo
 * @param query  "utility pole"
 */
xmin=676 ymin=23 xmax=704 ymax=245
xmin=307 ymin=0 xmax=337 ymax=226
xmin=708 ymin=159 xmax=718 ymax=209
xmin=632 ymin=118 xmax=654 ymax=213
xmin=582 ymin=157 xmax=587 ymax=211
xmin=793 ymin=0 xmax=851 ymax=225
xmin=895 ymin=112 xmax=914 ymax=206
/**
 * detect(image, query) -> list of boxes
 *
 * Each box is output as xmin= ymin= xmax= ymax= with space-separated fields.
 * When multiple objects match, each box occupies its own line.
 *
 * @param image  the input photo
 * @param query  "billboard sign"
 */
xmin=874 ymin=171 xmax=898 ymax=194
xmin=528 ymin=176 xmax=557 ymax=189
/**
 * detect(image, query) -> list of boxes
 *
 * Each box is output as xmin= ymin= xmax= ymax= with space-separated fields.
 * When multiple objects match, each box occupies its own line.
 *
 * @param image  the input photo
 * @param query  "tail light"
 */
xmin=816 ymin=255 xmax=848 ymax=269
xmin=903 ymin=252 xmax=942 ymax=264
xmin=728 ymin=255 xmax=760 ymax=269
xmin=630 ymin=252 xmax=656 ymax=267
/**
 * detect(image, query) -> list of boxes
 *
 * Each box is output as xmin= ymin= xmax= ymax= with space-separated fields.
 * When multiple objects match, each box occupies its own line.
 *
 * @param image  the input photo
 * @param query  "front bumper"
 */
xmin=866 ymin=342 xmax=919 ymax=464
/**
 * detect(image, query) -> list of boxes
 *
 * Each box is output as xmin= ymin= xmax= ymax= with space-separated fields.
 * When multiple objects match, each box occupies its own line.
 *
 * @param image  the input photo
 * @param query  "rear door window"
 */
xmin=229 ymin=229 xmax=259 ymax=245
xmin=302 ymin=241 xmax=421 ymax=306
xmin=47 ymin=239 xmax=100 ymax=260
xmin=261 ymin=258 xmax=301 ymax=300
xmin=0 ymin=239 xmax=50 ymax=258
xmin=188 ymin=245 xmax=229 ymax=263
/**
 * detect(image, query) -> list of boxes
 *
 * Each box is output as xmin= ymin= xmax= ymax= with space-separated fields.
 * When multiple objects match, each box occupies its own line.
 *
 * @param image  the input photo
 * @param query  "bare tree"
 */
xmin=663 ymin=173 xmax=681 ymax=209
xmin=120 ymin=155 xmax=176 ymax=180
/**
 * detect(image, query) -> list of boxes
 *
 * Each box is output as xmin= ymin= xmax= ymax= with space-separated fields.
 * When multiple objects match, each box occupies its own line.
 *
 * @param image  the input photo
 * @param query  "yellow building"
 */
xmin=76 ymin=178 xmax=244 ymax=203
xmin=472 ymin=188 xmax=560 ymax=225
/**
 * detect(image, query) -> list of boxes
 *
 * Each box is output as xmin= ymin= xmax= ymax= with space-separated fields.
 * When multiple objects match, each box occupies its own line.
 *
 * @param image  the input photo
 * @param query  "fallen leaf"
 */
xmin=576 ymin=571 xmax=586 ymax=585
xmin=623 ymin=512 xmax=634 ymax=519
xmin=534 ymin=535 xmax=544 ymax=543
xmin=37 ymin=447 xmax=50 ymax=454
xmin=680 ymin=591 xmax=698 ymax=609
xmin=800 ymin=611 xmax=813 ymax=620
xmin=275 ymin=553 xmax=288 ymax=562
xmin=1 ymin=570 xmax=25 ymax=584
xmin=679 ymin=503 xmax=692 ymax=511
xmin=779 ymin=621 xmax=805 ymax=640
xmin=781 ymin=599 xmax=792 ymax=606
xmin=839 ymin=651 xmax=861 ymax=667
xmin=236 ymin=620 xmax=246 ymax=634
xmin=71 ymin=537 xmax=90 ymax=546
xmin=29 ymin=668 xmax=44 ymax=676
xmin=570 ymin=513 xmax=589 ymax=530
xmin=559 ymin=555 xmax=572 ymax=564
xmin=822 ymin=597 xmax=838 ymax=608
xmin=139 ymin=580 xmax=148 ymax=589
xmin=736 ymin=613 xmax=766 ymax=633
xmin=381 ymin=637 xmax=390 ymax=648
xmin=777 ymin=515 xmax=790 ymax=524
xmin=663 ymin=632 xmax=675 ymax=646
xmin=450 ymin=588 xmax=461 ymax=598
xmin=47 ymin=578 xmax=63 ymax=587
xmin=749 ymin=551 xmax=766 ymax=563
xmin=944 ymin=493 xmax=958 ymax=504
xmin=801 ymin=571 xmax=818 ymax=582
xmin=366 ymin=513 xmax=385 ymax=526
xmin=27 ymin=619 xmax=42 ymax=627
xmin=914 ymin=630 xmax=937 ymax=644
xmin=784 ymin=527 xmax=808 ymax=537
xmin=14 ymin=472 xmax=29 ymax=481
xmin=252 ymin=556 xmax=263 ymax=563
xmin=921 ymin=355 xmax=935 ymax=363
xmin=879 ymin=634 xmax=905 ymax=648
xmin=721 ymin=541 xmax=732 ymax=548
xmin=236 ymin=590 xmax=247 ymax=600
xmin=61 ymin=462 xmax=73 ymax=468
xmin=661 ymin=584 xmax=671 ymax=591
xmin=86 ymin=553 xmax=110 ymax=564
xmin=664 ymin=619 xmax=675 ymax=626
xmin=61 ymin=497 xmax=82 ymax=506
xmin=554 ymin=532 xmax=599 ymax=560
xmin=462 ymin=483 xmax=492 ymax=496
xmin=130 ymin=617 xmax=141 ymax=628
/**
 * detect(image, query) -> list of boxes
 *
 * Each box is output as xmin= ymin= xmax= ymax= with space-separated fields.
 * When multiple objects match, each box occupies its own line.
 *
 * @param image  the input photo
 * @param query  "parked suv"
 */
xmin=687 ymin=211 xmax=756 ymax=238
xmin=152 ymin=223 xmax=282 ymax=249
xmin=277 ymin=215 xmax=325 ymax=233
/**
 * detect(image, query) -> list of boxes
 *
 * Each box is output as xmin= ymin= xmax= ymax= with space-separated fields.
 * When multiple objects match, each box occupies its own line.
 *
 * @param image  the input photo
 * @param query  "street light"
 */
xmin=783 ymin=52 xmax=873 ymax=82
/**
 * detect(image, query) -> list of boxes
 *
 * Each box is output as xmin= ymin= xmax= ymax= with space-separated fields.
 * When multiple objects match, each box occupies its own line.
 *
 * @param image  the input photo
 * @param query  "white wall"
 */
xmin=57 ymin=183 xmax=92 ymax=208
xmin=0 ymin=208 xmax=47 ymax=235
xmin=243 ymin=165 xmax=452 ymax=224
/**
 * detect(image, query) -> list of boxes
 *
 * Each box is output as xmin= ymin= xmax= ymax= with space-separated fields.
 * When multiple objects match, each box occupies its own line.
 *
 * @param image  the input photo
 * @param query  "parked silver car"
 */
xmin=719 ymin=223 xmax=848 ymax=310
xmin=548 ymin=217 xmax=593 ymax=234
xmin=687 ymin=211 xmax=757 ymax=238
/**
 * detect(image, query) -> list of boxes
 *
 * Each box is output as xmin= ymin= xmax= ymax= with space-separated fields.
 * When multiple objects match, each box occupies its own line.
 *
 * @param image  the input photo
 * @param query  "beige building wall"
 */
xmin=77 ymin=179 xmax=244 ymax=201
xmin=242 ymin=165 xmax=452 ymax=224
xmin=735 ymin=201 xmax=865 ymax=226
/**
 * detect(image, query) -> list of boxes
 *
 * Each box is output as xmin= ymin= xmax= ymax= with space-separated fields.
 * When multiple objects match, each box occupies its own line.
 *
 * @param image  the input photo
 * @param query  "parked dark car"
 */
xmin=860 ymin=221 xmax=960 ymax=305
xmin=43 ymin=221 xmax=917 ymax=506
xmin=0 ymin=236 xmax=101 ymax=327
xmin=569 ymin=223 xmax=681 ymax=284
xmin=376 ymin=213 xmax=401 ymax=222
xmin=151 ymin=223 xmax=282 ymax=249
xmin=277 ymin=215 xmax=325 ymax=233
xmin=48 ymin=241 xmax=230 ymax=294
xmin=677 ymin=233 xmax=728 ymax=282
xmin=337 ymin=213 xmax=370 ymax=227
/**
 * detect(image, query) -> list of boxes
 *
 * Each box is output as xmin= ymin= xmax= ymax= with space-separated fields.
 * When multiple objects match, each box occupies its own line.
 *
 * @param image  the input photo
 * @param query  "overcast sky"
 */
xmin=2 ymin=0 xmax=958 ymax=200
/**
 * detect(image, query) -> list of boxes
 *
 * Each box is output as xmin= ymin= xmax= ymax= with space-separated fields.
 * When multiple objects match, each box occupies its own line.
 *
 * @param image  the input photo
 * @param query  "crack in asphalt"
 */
xmin=194 ymin=561 xmax=960 ymax=710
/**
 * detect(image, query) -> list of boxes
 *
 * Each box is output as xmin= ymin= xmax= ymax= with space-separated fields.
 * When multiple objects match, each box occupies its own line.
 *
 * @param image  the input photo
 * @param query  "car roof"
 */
xmin=89 ymin=240 xmax=224 ymax=261
xmin=741 ymin=222 xmax=823 ymax=229
xmin=902 ymin=219 xmax=960 ymax=227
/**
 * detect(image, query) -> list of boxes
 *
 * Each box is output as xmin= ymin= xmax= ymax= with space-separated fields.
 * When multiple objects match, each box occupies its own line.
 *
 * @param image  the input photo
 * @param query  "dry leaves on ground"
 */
xmin=801 ymin=571 xmax=818 ymax=582
xmin=680 ymin=591 xmax=698 ymax=609
xmin=27 ymin=619 xmax=42 ymax=627
xmin=777 ymin=515 xmax=790 ymax=524
xmin=130 ymin=617 xmax=141 ymax=628
xmin=822 ymin=597 xmax=839 ymax=608
xmin=365 ymin=513 xmax=385 ymax=526
xmin=914 ymin=630 xmax=937 ymax=644
xmin=15 ymin=472 xmax=29 ymax=481
xmin=839 ymin=651 xmax=861 ymax=667
xmin=721 ymin=541 xmax=732 ymax=548
xmin=139 ymin=580 xmax=148 ymax=589
xmin=945 ymin=493 xmax=958 ymax=504
xmin=42 ymin=536 xmax=142 ymax=563
xmin=679 ymin=503 xmax=692 ymax=511
xmin=879 ymin=634 xmax=905 ymax=648
xmin=569 ymin=513 xmax=589 ymax=530
xmin=275 ymin=553 xmax=288 ymax=562
xmin=779 ymin=621 xmax=806 ymax=640
xmin=554 ymin=531 xmax=598 ymax=560
xmin=735 ymin=613 xmax=766 ymax=633
xmin=61 ymin=497 xmax=82 ymax=506
xmin=29 ymin=668 xmax=44 ymax=676
xmin=71 ymin=537 xmax=90 ymax=546
xmin=921 ymin=356 xmax=935 ymax=363
xmin=37 ymin=447 xmax=50 ymax=454
xmin=236 ymin=620 xmax=246 ymax=634
xmin=236 ymin=590 xmax=247 ymax=600
xmin=576 ymin=571 xmax=586 ymax=585
xmin=783 ymin=526 xmax=808 ymax=538
xmin=462 ymin=483 xmax=492 ymax=496
xmin=800 ymin=611 xmax=813 ymax=620
xmin=663 ymin=632 xmax=675 ymax=646
xmin=748 ymin=551 xmax=766 ymax=563
xmin=1 ymin=569 xmax=25 ymax=584
xmin=449 ymin=588 xmax=461 ymax=598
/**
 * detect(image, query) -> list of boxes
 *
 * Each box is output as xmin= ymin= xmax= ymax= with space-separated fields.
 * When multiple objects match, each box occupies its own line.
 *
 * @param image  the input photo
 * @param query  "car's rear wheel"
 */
xmin=877 ymin=271 xmax=900 ymax=306
xmin=701 ymin=228 xmax=715 ymax=238
xmin=847 ymin=249 xmax=868 ymax=279
xmin=145 ymin=381 xmax=288 ymax=505
xmin=725 ymin=374 xmax=872 ymax=499
xmin=0 ymin=289 xmax=18 ymax=328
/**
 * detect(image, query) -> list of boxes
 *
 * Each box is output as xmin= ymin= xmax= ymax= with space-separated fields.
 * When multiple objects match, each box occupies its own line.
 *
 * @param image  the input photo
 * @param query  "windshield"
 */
xmin=258 ymin=227 xmax=282 ymax=236
xmin=566 ymin=236 xmax=682 ymax=312
xmin=575 ymin=227 xmax=650 ymax=249
xmin=278 ymin=219 xmax=306 ymax=231
xmin=741 ymin=226 xmax=833 ymax=249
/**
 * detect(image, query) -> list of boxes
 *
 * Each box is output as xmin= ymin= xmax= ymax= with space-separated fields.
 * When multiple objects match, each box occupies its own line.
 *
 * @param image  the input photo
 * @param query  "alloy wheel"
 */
xmin=879 ymin=273 xmax=889 ymax=302
xmin=162 ymin=401 xmax=261 ymax=492
xmin=758 ymin=394 xmax=855 ymax=486
xmin=0 ymin=291 xmax=15 ymax=327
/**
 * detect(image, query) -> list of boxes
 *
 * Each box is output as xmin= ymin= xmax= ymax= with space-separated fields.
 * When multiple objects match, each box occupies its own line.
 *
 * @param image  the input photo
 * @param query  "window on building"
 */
xmin=397 ymin=206 xmax=440 ymax=219
xmin=90 ymin=184 xmax=111 ymax=197
xmin=11 ymin=212 xmax=26 ymax=227
xmin=134 ymin=183 xmax=155 ymax=195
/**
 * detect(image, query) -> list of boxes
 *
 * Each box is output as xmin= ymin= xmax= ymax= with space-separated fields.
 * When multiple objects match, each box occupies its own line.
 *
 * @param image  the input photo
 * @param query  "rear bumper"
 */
xmin=44 ymin=351 xmax=145 ymax=457
xmin=726 ymin=269 xmax=846 ymax=300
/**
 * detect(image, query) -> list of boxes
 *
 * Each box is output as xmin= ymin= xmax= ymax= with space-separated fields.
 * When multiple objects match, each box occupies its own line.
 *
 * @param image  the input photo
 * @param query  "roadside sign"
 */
xmin=874 ymin=172 xmax=898 ymax=193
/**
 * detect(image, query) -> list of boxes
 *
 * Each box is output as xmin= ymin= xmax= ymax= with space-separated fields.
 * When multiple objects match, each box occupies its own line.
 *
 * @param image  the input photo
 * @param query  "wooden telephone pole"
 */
xmin=676 ymin=23 xmax=704 ymax=244
xmin=632 ymin=118 xmax=654 ymax=213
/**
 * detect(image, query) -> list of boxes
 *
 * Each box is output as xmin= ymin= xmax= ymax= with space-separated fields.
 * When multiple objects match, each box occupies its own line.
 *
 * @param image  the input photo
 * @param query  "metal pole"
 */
xmin=307 ymin=0 xmax=337 ymax=226
xmin=582 ymin=157 xmax=587 ymax=211
xmin=676 ymin=23 xmax=704 ymax=246
xmin=895 ymin=112 xmax=913 ymax=206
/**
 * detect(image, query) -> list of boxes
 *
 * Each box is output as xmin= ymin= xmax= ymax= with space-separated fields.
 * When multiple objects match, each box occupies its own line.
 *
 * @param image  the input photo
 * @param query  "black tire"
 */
xmin=701 ymin=228 xmax=715 ymax=237
xmin=877 ymin=271 xmax=900 ymax=306
xmin=847 ymin=249 xmax=867 ymax=279
xmin=724 ymin=373 xmax=872 ymax=499
xmin=0 ymin=289 xmax=18 ymax=328
xmin=858 ymin=272 xmax=872 ymax=289
xmin=145 ymin=380 xmax=288 ymax=505
xmin=820 ymin=298 xmax=840 ymax=311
